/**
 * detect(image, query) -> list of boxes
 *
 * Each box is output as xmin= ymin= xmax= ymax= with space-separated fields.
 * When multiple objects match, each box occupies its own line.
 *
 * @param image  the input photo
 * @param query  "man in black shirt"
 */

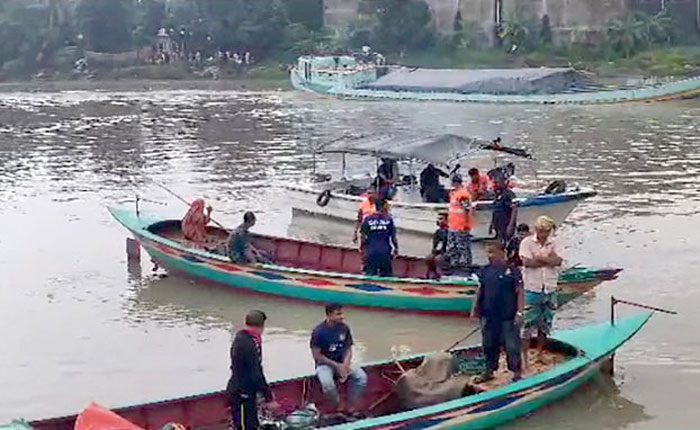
xmin=426 ymin=212 xmax=448 ymax=279
xmin=419 ymin=163 xmax=449 ymax=203
xmin=472 ymin=242 xmax=524 ymax=383
xmin=226 ymin=310 xmax=280 ymax=430
xmin=506 ymin=223 xmax=530 ymax=266
xmin=490 ymin=173 xmax=517 ymax=244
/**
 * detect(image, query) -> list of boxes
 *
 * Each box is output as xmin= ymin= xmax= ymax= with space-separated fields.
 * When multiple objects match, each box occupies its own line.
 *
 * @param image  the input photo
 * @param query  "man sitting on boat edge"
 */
xmin=226 ymin=310 xmax=280 ymax=430
xmin=310 ymin=303 xmax=367 ymax=416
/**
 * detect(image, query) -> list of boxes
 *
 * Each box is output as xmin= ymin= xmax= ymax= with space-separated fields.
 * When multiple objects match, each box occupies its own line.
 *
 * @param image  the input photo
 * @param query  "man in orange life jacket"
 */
xmin=353 ymin=191 xmax=377 ymax=244
xmin=446 ymin=174 xmax=474 ymax=272
xmin=468 ymin=168 xmax=492 ymax=201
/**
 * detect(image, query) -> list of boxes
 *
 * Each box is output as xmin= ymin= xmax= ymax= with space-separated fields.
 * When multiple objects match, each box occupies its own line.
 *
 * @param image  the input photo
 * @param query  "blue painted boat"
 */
xmin=109 ymin=207 xmax=620 ymax=315
xmin=21 ymin=313 xmax=652 ymax=430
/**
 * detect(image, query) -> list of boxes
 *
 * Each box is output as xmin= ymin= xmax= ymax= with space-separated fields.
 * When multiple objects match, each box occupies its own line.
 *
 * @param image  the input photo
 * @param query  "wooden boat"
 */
xmin=21 ymin=312 xmax=653 ymax=430
xmin=286 ymin=134 xmax=596 ymax=237
xmin=110 ymin=207 xmax=620 ymax=314
xmin=291 ymin=54 xmax=700 ymax=104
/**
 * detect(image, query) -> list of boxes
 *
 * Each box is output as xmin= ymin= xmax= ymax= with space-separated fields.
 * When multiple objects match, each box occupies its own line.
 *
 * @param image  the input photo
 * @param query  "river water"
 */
xmin=1 ymin=85 xmax=699 ymax=428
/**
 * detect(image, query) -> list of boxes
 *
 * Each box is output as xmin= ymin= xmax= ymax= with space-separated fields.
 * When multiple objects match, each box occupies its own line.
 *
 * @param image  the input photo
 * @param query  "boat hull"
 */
xmin=286 ymin=184 xmax=592 ymax=237
xmin=24 ymin=314 xmax=652 ymax=430
xmin=108 ymin=208 xmax=618 ymax=315
xmin=290 ymin=66 xmax=700 ymax=105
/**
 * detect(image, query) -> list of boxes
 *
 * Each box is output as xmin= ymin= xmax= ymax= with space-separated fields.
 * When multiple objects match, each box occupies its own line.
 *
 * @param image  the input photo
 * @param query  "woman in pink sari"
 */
xmin=181 ymin=199 xmax=212 ymax=243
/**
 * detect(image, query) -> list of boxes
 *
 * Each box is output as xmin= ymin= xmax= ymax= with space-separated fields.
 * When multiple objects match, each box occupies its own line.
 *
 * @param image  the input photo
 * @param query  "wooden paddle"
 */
xmin=150 ymin=179 xmax=231 ymax=232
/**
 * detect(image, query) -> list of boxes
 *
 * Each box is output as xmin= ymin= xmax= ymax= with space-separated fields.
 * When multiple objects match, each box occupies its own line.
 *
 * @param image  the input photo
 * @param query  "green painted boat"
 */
xmin=109 ymin=207 xmax=621 ymax=315
xmin=291 ymin=54 xmax=700 ymax=105
xmin=22 ymin=312 xmax=653 ymax=430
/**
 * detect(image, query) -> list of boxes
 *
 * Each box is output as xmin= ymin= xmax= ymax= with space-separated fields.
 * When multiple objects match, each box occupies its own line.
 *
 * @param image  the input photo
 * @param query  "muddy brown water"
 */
xmin=1 ymin=85 xmax=699 ymax=428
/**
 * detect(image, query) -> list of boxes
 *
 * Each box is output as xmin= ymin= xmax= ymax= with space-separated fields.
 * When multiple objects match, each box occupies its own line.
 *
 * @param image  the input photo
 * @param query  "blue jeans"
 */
xmin=315 ymin=364 xmax=367 ymax=405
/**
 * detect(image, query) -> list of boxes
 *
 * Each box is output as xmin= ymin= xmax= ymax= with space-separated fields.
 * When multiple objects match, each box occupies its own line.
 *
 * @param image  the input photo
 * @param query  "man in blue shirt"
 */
xmin=472 ymin=242 xmax=524 ymax=383
xmin=360 ymin=199 xmax=398 ymax=277
xmin=310 ymin=304 xmax=367 ymax=414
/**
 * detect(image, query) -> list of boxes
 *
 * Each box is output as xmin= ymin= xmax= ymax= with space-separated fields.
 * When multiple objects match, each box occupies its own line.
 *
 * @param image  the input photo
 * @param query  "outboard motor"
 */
xmin=544 ymin=179 xmax=567 ymax=194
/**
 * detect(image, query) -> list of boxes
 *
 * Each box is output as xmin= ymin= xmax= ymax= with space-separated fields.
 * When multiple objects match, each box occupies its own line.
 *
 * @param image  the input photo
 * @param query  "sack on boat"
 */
xmin=394 ymin=352 xmax=472 ymax=410
xmin=74 ymin=402 xmax=145 ymax=430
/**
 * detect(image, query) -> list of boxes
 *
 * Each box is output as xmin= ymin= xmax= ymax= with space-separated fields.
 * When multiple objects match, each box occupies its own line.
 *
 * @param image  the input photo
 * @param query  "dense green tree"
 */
xmin=283 ymin=0 xmax=324 ymax=31
xmin=76 ymin=0 xmax=133 ymax=53
xmin=133 ymin=0 xmax=166 ymax=47
xmin=370 ymin=0 xmax=435 ymax=53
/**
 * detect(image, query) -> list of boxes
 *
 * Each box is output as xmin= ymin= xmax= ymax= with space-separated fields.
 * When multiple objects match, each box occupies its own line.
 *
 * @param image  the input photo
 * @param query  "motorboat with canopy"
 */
xmin=286 ymin=133 xmax=595 ymax=237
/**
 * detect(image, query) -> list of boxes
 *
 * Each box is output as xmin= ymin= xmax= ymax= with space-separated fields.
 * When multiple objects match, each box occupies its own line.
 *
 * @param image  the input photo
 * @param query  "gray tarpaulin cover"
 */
xmin=395 ymin=353 xmax=473 ymax=410
xmin=364 ymin=67 xmax=587 ymax=95
xmin=321 ymin=134 xmax=530 ymax=166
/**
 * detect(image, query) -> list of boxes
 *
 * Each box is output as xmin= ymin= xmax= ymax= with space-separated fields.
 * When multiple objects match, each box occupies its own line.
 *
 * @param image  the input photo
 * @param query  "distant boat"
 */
xmin=108 ymin=207 xmax=619 ymax=315
xmin=290 ymin=54 xmax=700 ymax=104
xmin=18 ymin=313 xmax=653 ymax=430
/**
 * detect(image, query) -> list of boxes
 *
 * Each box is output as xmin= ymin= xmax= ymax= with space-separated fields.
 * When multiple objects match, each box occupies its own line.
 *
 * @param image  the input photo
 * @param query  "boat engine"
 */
xmin=543 ymin=179 xmax=567 ymax=194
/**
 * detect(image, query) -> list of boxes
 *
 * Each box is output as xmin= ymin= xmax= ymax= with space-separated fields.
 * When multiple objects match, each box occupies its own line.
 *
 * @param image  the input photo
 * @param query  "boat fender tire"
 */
xmin=316 ymin=190 xmax=332 ymax=207
xmin=544 ymin=180 xmax=567 ymax=195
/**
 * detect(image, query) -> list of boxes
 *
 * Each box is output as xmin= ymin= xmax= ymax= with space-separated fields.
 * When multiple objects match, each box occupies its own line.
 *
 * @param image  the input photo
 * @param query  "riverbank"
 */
xmin=0 ymin=62 xmax=290 ymax=93
xmin=2 ymin=46 xmax=698 ymax=93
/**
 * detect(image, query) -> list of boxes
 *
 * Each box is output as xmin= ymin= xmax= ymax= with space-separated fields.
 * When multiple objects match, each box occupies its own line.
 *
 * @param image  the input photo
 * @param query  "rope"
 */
xmin=612 ymin=297 xmax=677 ymax=315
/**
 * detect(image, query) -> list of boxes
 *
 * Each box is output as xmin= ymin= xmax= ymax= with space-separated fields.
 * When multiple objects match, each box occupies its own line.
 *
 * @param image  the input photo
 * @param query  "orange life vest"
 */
xmin=359 ymin=194 xmax=390 ymax=218
xmin=448 ymin=187 xmax=473 ymax=231
xmin=468 ymin=173 xmax=490 ymax=201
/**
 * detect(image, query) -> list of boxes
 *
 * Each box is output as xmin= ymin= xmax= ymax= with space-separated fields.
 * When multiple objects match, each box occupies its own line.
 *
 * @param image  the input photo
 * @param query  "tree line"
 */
xmin=0 ymin=0 xmax=691 ymax=77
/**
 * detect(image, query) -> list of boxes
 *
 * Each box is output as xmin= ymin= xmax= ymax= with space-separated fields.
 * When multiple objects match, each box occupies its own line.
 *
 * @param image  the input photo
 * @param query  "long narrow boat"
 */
xmin=20 ymin=312 xmax=652 ymax=430
xmin=291 ymin=54 xmax=700 ymax=105
xmin=110 ymin=207 xmax=620 ymax=314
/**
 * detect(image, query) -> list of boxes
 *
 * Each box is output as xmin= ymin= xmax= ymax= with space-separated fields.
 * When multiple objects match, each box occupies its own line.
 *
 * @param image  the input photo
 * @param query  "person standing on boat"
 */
xmin=472 ymin=242 xmax=524 ymax=382
xmin=446 ymin=175 xmax=474 ymax=273
xmin=467 ymin=168 xmax=492 ymax=201
xmin=376 ymin=157 xmax=399 ymax=199
xmin=490 ymin=172 xmax=518 ymax=243
xmin=360 ymin=199 xmax=398 ymax=277
xmin=353 ymin=191 xmax=377 ymax=244
xmin=506 ymin=223 xmax=531 ymax=267
xmin=311 ymin=303 xmax=368 ymax=415
xmin=226 ymin=310 xmax=280 ymax=430
xmin=182 ymin=198 xmax=212 ymax=243
xmin=519 ymin=216 xmax=563 ymax=361
xmin=227 ymin=212 xmax=266 ymax=264
xmin=419 ymin=163 xmax=450 ymax=203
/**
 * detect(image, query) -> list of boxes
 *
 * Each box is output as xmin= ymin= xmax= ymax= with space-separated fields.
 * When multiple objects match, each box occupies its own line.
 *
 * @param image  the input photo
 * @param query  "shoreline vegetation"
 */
xmin=0 ymin=0 xmax=698 ymax=92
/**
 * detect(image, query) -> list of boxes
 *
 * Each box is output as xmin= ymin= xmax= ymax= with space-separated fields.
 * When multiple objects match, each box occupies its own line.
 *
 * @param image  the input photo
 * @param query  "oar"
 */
xmin=444 ymin=325 xmax=480 ymax=352
xmin=150 ymin=179 xmax=230 ymax=232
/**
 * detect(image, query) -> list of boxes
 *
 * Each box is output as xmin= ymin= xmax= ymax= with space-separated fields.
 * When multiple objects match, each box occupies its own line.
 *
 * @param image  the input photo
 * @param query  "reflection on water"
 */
xmin=0 ymin=86 xmax=698 ymax=427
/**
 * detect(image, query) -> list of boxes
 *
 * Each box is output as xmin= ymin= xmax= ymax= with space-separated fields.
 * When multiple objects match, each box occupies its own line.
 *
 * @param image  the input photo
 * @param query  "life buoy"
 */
xmin=544 ymin=179 xmax=567 ymax=194
xmin=316 ymin=190 xmax=331 ymax=207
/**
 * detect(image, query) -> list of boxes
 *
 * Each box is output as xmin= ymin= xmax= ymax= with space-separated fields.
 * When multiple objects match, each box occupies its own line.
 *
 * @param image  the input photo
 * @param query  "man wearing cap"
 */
xmin=519 ymin=216 xmax=563 ymax=361
xmin=226 ymin=310 xmax=280 ymax=430
xmin=446 ymin=174 xmax=474 ymax=272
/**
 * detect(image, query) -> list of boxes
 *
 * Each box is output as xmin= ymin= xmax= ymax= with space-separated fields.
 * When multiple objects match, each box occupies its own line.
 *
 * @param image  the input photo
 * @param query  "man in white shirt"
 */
xmin=519 ymin=216 xmax=563 ymax=361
